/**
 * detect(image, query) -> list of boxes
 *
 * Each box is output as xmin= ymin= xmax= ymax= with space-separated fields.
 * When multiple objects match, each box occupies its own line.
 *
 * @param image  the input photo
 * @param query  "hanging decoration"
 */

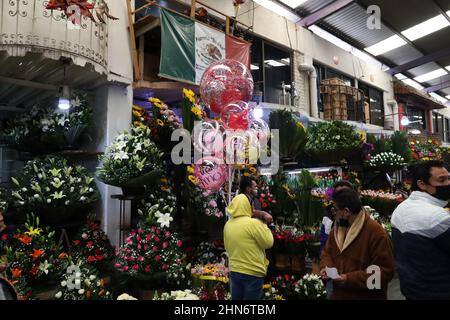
xmin=45 ymin=0 xmax=118 ymax=24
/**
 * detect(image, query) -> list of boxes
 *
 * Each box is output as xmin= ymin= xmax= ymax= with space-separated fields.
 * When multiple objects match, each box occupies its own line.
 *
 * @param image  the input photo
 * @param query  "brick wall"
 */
xmin=292 ymin=51 xmax=310 ymax=115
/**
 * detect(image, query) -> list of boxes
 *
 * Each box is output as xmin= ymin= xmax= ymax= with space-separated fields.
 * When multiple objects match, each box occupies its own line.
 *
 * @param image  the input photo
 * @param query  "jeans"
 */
xmin=230 ymin=271 xmax=264 ymax=300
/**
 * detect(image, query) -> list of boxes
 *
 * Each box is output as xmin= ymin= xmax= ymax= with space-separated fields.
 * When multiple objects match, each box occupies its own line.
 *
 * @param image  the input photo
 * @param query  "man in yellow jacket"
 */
xmin=224 ymin=177 xmax=274 ymax=300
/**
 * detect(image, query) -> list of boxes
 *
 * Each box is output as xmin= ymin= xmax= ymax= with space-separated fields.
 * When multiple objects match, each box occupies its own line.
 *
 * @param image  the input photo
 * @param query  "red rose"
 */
xmin=165 ymin=231 xmax=171 ymax=238
xmin=72 ymin=240 xmax=80 ymax=245
xmin=156 ymin=229 xmax=161 ymax=235
xmin=122 ymin=266 xmax=129 ymax=271
xmin=129 ymin=256 xmax=135 ymax=261
xmin=131 ymin=230 xmax=136 ymax=236
xmin=146 ymin=234 xmax=152 ymax=241
xmin=151 ymin=226 xmax=156 ymax=232
xmin=132 ymin=265 xmax=139 ymax=271
xmin=261 ymin=202 xmax=268 ymax=209
xmin=155 ymin=255 xmax=161 ymax=262
xmin=152 ymin=246 xmax=158 ymax=252
xmin=1 ymin=234 xmax=8 ymax=241
xmin=154 ymin=237 xmax=160 ymax=243
xmin=96 ymin=255 xmax=104 ymax=261
xmin=137 ymin=228 xmax=143 ymax=234
xmin=137 ymin=256 xmax=144 ymax=262
xmin=114 ymin=263 xmax=120 ymax=269
xmin=162 ymin=241 xmax=169 ymax=249
xmin=136 ymin=235 xmax=141 ymax=242
xmin=144 ymin=245 xmax=149 ymax=251
xmin=94 ymin=249 xmax=102 ymax=255
xmin=144 ymin=265 xmax=151 ymax=273
xmin=162 ymin=264 xmax=169 ymax=270
xmin=86 ymin=241 xmax=93 ymax=248
xmin=177 ymin=240 xmax=183 ymax=247
xmin=87 ymin=256 xmax=96 ymax=263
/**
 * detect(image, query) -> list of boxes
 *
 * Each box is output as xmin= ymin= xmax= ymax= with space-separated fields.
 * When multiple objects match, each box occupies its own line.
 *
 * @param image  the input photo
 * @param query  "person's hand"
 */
xmin=320 ymin=268 xmax=328 ymax=279
xmin=262 ymin=212 xmax=273 ymax=224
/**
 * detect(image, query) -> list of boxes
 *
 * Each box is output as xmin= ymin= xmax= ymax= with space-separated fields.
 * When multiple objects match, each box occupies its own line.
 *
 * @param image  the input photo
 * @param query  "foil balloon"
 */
xmin=199 ymin=59 xmax=254 ymax=114
xmin=220 ymin=101 xmax=250 ymax=130
xmin=192 ymin=120 xmax=223 ymax=155
xmin=224 ymin=130 xmax=260 ymax=165
xmin=249 ymin=117 xmax=270 ymax=142
xmin=194 ymin=156 xmax=228 ymax=191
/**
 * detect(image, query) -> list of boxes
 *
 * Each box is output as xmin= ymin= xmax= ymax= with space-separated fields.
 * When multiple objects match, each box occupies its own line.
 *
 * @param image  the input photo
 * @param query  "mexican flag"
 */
xmin=159 ymin=8 xmax=251 ymax=85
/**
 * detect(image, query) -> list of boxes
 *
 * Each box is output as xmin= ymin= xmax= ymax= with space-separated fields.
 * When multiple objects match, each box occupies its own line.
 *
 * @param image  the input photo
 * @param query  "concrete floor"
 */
xmin=387 ymin=273 xmax=405 ymax=300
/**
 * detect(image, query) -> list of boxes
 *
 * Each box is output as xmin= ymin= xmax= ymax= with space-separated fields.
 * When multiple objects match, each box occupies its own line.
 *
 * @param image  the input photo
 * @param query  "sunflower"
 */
xmin=156 ymin=119 xmax=164 ymax=127
xmin=249 ymin=167 xmax=257 ymax=174
xmin=187 ymin=165 xmax=194 ymax=174
xmin=132 ymin=110 xmax=143 ymax=117
xmin=133 ymin=105 xmax=144 ymax=112
xmin=149 ymin=97 xmax=161 ymax=104
xmin=133 ymin=121 xmax=145 ymax=129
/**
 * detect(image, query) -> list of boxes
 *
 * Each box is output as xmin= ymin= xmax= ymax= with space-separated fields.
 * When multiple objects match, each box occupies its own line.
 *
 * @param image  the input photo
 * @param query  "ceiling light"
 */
xmin=364 ymin=35 xmax=407 ymax=56
xmin=430 ymin=92 xmax=448 ymax=104
xmin=282 ymin=58 xmax=290 ymax=64
xmin=279 ymin=0 xmax=309 ymax=9
xmin=265 ymin=59 xmax=285 ymax=67
xmin=402 ymin=14 xmax=450 ymax=41
xmin=253 ymin=0 xmax=301 ymax=23
xmin=401 ymin=116 xmax=410 ymax=126
xmin=414 ymin=68 xmax=447 ymax=83
xmin=401 ymin=78 xmax=424 ymax=90
xmin=394 ymin=73 xmax=407 ymax=80
xmin=251 ymin=64 xmax=260 ymax=70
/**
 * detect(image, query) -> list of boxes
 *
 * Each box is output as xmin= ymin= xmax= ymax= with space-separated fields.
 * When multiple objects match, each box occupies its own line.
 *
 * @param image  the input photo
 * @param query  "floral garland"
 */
xmin=97 ymin=127 xmax=164 ymax=186
xmin=11 ymin=156 xmax=99 ymax=209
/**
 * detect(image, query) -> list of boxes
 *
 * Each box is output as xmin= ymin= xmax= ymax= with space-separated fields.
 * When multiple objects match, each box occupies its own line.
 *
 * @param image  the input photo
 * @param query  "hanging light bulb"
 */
xmin=58 ymin=85 xmax=70 ymax=110
xmin=400 ymin=116 xmax=410 ymax=126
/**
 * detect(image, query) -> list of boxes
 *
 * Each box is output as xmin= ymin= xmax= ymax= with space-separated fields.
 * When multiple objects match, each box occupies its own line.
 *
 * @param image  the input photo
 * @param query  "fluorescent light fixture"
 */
xmin=395 ymin=73 xmax=407 ymax=80
xmin=280 ymin=0 xmax=308 ymax=9
xmin=253 ymin=108 xmax=263 ymax=119
xmin=402 ymin=14 xmax=450 ymax=41
xmin=414 ymin=68 xmax=447 ymax=83
xmin=446 ymin=95 xmax=450 ymax=99
xmin=401 ymin=116 xmax=410 ymax=126
xmin=251 ymin=64 xmax=259 ymax=70
xmin=364 ymin=35 xmax=407 ymax=56
xmin=253 ymin=0 xmax=301 ymax=23
xmin=401 ymin=78 xmax=424 ymax=90
xmin=265 ymin=59 xmax=285 ymax=67
xmin=282 ymin=58 xmax=290 ymax=64
xmin=430 ymin=92 xmax=448 ymax=104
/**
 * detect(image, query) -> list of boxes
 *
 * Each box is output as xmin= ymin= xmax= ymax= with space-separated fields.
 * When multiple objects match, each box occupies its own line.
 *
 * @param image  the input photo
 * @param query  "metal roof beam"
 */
xmin=298 ymin=0 xmax=355 ymax=27
xmin=0 ymin=75 xmax=59 ymax=91
xmin=387 ymin=46 xmax=450 ymax=75
xmin=424 ymin=80 xmax=450 ymax=93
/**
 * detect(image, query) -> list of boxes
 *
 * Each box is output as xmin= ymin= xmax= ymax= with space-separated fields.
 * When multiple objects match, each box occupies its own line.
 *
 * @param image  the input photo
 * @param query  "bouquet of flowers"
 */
xmin=263 ymin=284 xmax=284 ymax=300
xmin=137 ymin=181 xmax=177 ymax=227
xmin=155 ymin=289 xmax=200 ymax=300
xmin=181 ymin=88 xmax=203 ymax=133
xmin=293 ymin=273 xmax=326 ymax=300
xmin=97 ymin=127 xmax=164 ymax=187
xmin=257 ymin=181 xmax=277 ymax=211
xmin=5 ymin=214 xmax=68 ymax=287
xmin=285 ymin=228 xmax=307 ymax=256
xmin=114 ymin=224 xmax=187 ymax=286
xmin=2 ymin=92 xmax=92 ymax=151
xmin=10 ymin=156 xmax=99 ymax=224
xmin=304 ymin=225 xmax=321 ymax=261
xmin=54 ymin=263 xmax=111 ymax=300
xmin=192 ymin=241 xmax=226 ymax=265
xmin=70 ymin=219 xmax=115 ymax=270
xmin=361 ymin=190 xmax=403 ymax=217
xmin=366 ymin=206 xmax=392 ymax=236
xmin=409 ymin=138 xmax=442 ymax=162
xmin=271 ymin=274 xmax=298 ymax=299
xmin=148 ymin=97 xmax=182 ymax=150
xmin=305 ymin=121 xmax=363 ymax=163
xmin=367 ymin=152 xmax=406 ymax=171
xmin=191 ymin=263 xmax=229 ymax=281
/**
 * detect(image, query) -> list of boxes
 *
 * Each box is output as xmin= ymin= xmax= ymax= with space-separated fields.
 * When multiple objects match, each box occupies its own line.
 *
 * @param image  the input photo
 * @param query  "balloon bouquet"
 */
xmin=193 ymin=59 xmax=270 ymax=205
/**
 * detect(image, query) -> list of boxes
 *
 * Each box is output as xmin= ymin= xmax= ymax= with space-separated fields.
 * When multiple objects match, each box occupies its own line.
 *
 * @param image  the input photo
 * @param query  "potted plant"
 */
xmin=96 ymin=126 xmax=164 ymax=196
xmin=10 ymin=156 xmax=99 ymax=227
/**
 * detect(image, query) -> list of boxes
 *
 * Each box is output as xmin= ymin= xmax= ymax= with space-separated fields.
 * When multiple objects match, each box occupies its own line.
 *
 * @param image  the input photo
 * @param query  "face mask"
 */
xmin=432 ymin=185 xmax=450 ymax=201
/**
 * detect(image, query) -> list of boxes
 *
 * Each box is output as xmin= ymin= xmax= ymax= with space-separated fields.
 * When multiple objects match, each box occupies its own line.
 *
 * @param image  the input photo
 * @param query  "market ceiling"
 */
xmin=264 ymin=0 xmax=450 ymax=105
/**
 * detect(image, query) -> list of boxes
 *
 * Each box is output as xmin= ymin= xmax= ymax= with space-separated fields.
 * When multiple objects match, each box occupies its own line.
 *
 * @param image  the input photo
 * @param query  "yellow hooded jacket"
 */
xmin=224 ymin=194 xmax=274 ymax=277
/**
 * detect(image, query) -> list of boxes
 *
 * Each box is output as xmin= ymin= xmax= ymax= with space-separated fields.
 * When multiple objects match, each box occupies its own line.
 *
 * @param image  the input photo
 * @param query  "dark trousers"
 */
xmin=230 ymin=271 xmax=264 ymax=300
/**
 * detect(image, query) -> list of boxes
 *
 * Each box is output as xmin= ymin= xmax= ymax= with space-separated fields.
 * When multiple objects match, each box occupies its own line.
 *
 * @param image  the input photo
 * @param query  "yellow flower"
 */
xmin=153 ymin=102 xmax=163 ymax=109
xmin=191 ymin=106 xmax=202 ymax=118
xmin=187 ymin=165 xmax=194 ymax=174
xmin=183 ymin=88 xmax=195 ymax=100
xmin=132 ymin=105 xmax=144 ymax=112
xmin=25 ymin=226 xmax=42 ymax=237
xmin=133 ymin=121 xmax=145 ymax=129
xmin=161 ymin=186 xmax=170 ymax=192
xmin=149 ymin=97 xmax=161 ymax=104
xmin=243 ymin=172 xmax=250 ymax=177
xmin=156 ymin=119 xmax=164 ymax=126
xmin=263 ymin=284 xmax=271 ymax=290
xmin=249 ymin=167 xmax=257 ymax=174
xmin=188 ymin=175 xmax=198 ymax=185
xmin=160 ymin=178 xmax=168 ymax=184
xmin=132 ymin=110 xmax=143 ymax=117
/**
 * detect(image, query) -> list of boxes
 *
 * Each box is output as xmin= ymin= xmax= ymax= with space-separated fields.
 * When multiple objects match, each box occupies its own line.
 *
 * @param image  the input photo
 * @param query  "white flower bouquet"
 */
xmin=367 ymin=152 xmax=406 ymax=171
xmin=293 ymin=273 xmax=327 ymax=300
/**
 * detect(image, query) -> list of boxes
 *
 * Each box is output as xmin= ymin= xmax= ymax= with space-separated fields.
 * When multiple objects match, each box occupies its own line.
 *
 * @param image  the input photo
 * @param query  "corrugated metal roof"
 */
xmin=0 ymin=52 xmax=105 ymax=110
xmin=295 ymin=0 xmax=336 ymax=15
xmin=381 ymin=45 xmax=423 ymax=66
xmin=407 ymin=62 xmax=443 ymax=78
xmin=426 ymin=74 xmax=450 ymax=87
